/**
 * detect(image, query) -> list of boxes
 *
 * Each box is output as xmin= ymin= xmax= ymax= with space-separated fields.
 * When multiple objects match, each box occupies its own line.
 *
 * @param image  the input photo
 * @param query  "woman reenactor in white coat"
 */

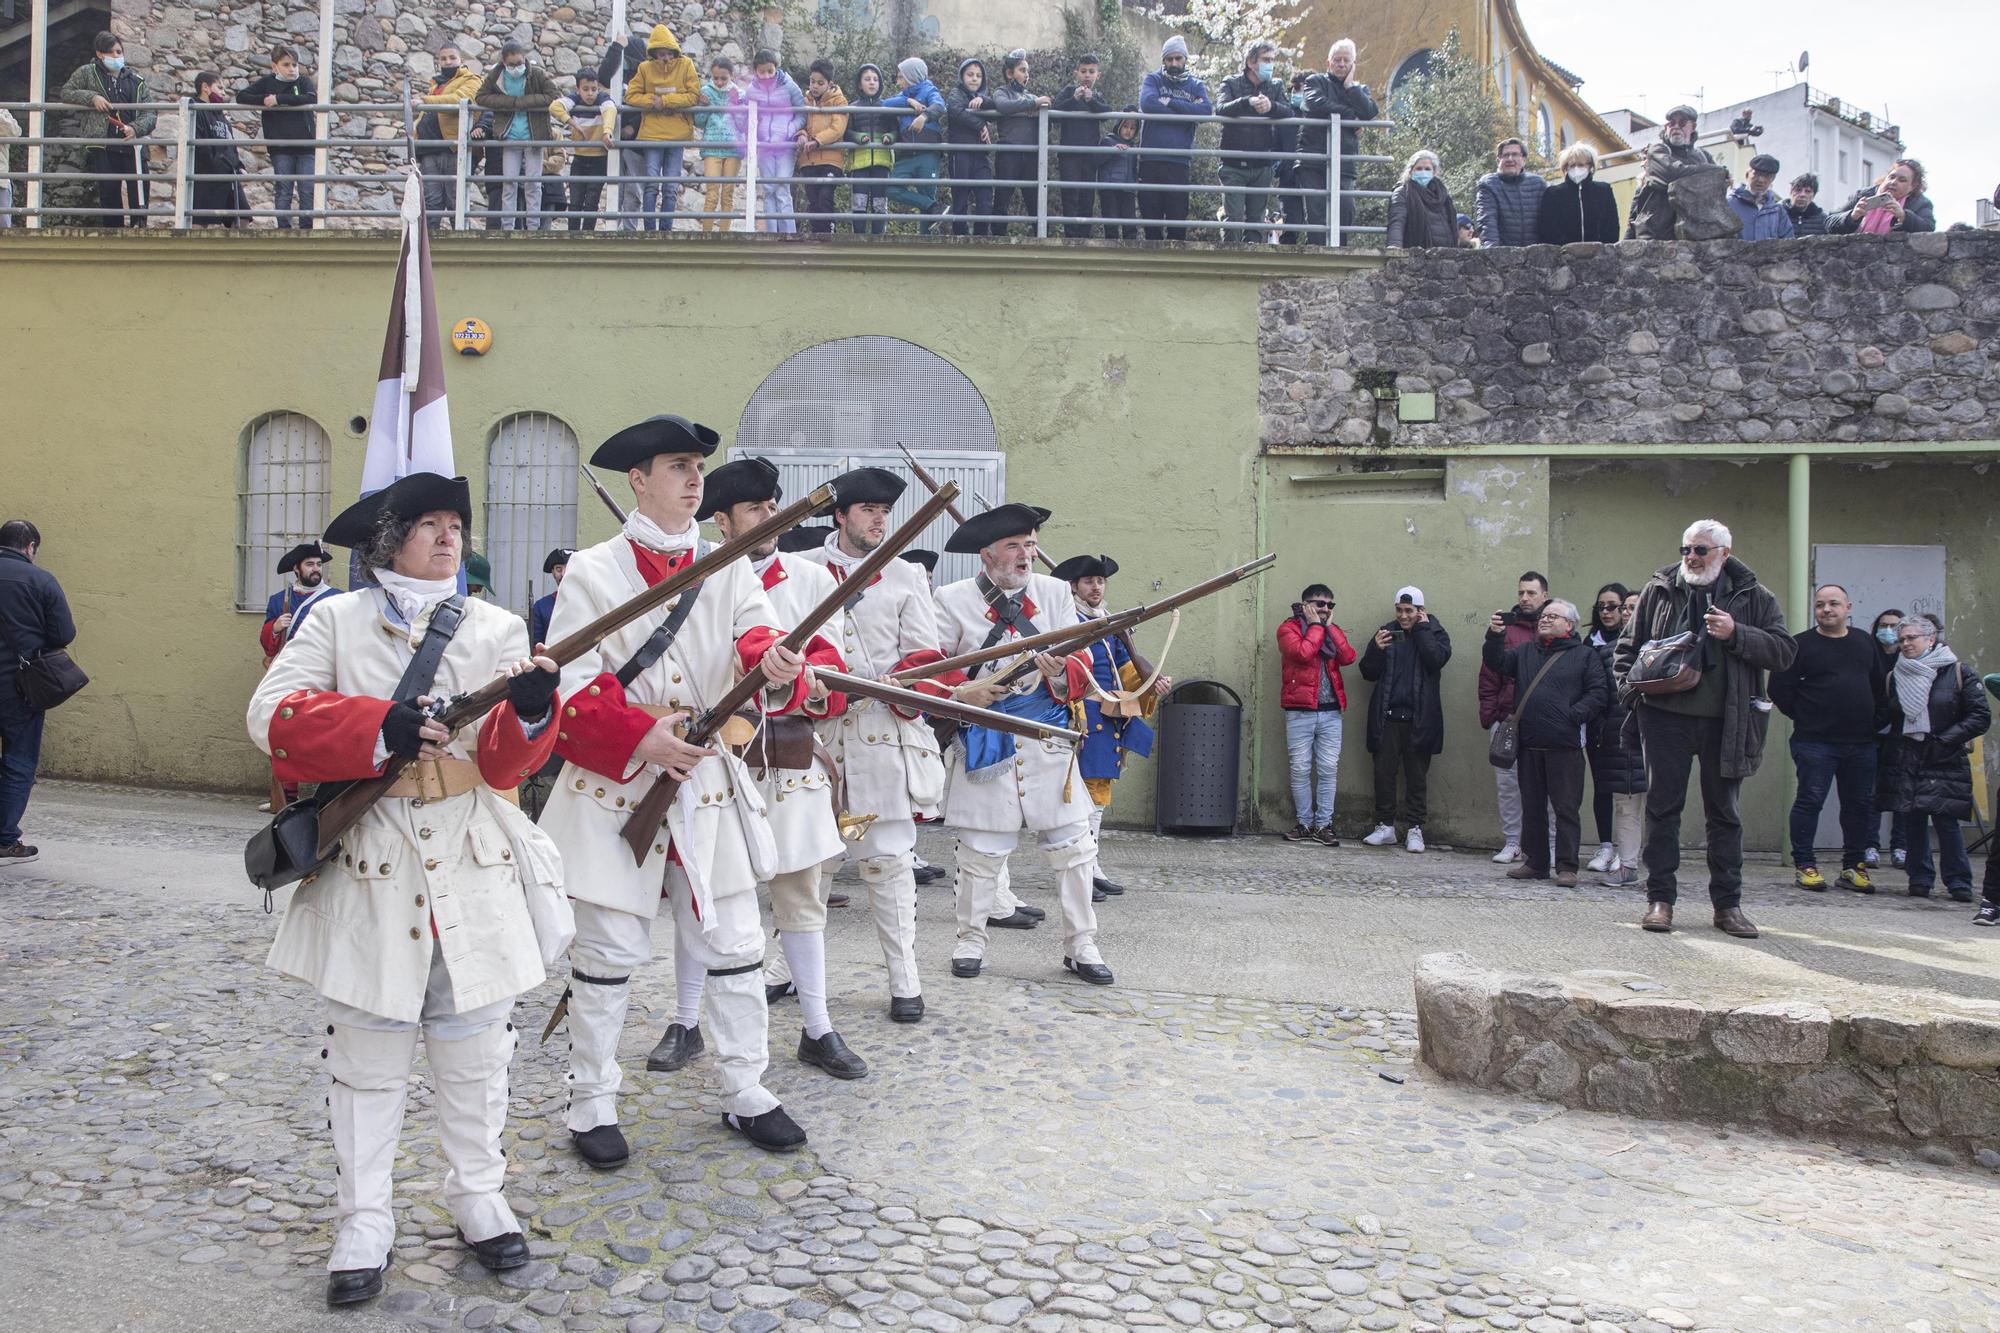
xmin=248 ymin=472 xmax=566 ymax=1308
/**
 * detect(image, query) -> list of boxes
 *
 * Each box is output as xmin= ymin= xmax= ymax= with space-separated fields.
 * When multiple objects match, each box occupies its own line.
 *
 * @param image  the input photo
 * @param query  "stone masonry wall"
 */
xmin=1414 ymin=953 xmax=2000 ymax=1170
xmin=1261 ymin=230 xmax=2000 ymax=448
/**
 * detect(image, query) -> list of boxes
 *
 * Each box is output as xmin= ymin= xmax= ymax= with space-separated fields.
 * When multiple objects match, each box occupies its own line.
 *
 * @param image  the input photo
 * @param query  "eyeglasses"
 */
xmin=1307 ymin=600 xmax=1333 ymax=609
xmin=1594 ymin=601 xmax=1621 ymax=612
xmin=1680 ymin=545 xmax=1716 ymax=557
xmin=1537 ymin=612 xmax=1569 ymax=622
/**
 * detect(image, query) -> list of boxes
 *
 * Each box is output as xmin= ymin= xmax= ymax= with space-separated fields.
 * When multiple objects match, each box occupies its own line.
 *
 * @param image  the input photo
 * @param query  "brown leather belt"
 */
xmin=384 ymin=758 xmax=486 ymax=801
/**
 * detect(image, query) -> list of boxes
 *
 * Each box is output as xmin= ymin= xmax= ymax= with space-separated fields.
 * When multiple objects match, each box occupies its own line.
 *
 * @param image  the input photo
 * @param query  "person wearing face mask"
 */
xmin=1215 ymin=41 xmax=1295 ymax=244
xmin=475 ymin=40 xmax=561 ymax=231
xmin=60 ymin=31 xmax=156 ymax=228
xmin=410 ymin=45 xmax=480 ymax=227
xmin=1726 ymin=153 xmax=1794 ymax=240
xmin=1614 ymin=520 xmax=1794 ymax=938
xmin=1625 ymin=105 xmax=1715 ymax=241
xmin=190 ymin=70 xmax=249 ymax=227
xmin=1880 ymin=617 xmax=1989 ymax=904
xmin=1136 ymin=36 xmax=1213 ymax=241
xmin=1866 ymin=608 xmax=1908 ymax=869
xmin=1536 ymin=142 xmax=1618 ymax=245
xmin=1385 ymin=149 xmax=1459 ymax=249
xmin=1828 ymin=156 xmax=1936 ymax=235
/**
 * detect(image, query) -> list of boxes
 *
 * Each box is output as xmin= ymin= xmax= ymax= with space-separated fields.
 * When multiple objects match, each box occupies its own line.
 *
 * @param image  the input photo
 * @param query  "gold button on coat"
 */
xmin=409 ymin=927 xmax=421 ymax=939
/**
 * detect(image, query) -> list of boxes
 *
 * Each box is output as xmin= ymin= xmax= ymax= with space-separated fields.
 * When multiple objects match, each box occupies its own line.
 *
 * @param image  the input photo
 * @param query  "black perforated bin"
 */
xmin=1153 ymin=680 xmax=1243 ymax=835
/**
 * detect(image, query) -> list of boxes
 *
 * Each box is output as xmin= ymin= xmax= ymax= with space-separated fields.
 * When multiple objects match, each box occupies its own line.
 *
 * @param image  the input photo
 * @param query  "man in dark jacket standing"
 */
xmin=1784 ymin=173 xmax=1830 ymax=236
xmin=1049 ymin=52 xmax=1111 ymax=239
xmin=1294 ymin=38 xmax=1375 ymax=244
xmin=1359 ymin=587 xmax=1451 ymax=854
xmin=1615 ymin=520 xmax=1795 ymax=937
xmin=989 ymin=50 xmax=1050 ymax=233
xmin=1626 ymin=106 xmax=1714 ymax=241
xmin=1475 ymin=137 xmax=1545 ymax=247
xmin=1768 ymin=584 xmax=1886 ymax=893
xmin=236 ymin=46 xmax=319 ymax=228
xmin=1215 ymin=41 xmax=1293 ymax=243
xmin=1481 ymin=572 xmax=1547 ymax=864
xmin=1136 ymin=36 xmax=1213 ymax=241
xmin=1483 ymin=600 xmax=1609 ymax=886
xmin=0 ymin=521 xmax=77 ymax=864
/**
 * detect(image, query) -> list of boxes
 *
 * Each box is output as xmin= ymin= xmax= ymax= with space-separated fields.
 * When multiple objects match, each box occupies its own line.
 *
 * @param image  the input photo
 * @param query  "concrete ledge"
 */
xmin=1414 ymin=952 xmax=2000 ymax=1169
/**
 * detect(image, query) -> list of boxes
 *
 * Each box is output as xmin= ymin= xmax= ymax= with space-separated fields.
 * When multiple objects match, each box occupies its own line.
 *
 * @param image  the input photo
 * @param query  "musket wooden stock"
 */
xmin=891 ymin=553 xmax=1278 ymax=687
xmin=813 ymin=668 xmax=1084 ymax=744
xmin=305 ymin=486 xmax=836 ymax=866
xmin=617 ymin=483 xmax=961 ymax=864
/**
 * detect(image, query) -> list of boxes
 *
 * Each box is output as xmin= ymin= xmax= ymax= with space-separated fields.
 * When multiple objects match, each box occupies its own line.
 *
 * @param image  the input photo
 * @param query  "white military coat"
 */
xmin=753 ymin=554 xmax=847 ymax=874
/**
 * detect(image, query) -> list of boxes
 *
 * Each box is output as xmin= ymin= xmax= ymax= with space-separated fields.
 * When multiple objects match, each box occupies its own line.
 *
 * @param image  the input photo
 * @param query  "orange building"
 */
xmin=1288 ymin=0 xmax=1625 ymax=159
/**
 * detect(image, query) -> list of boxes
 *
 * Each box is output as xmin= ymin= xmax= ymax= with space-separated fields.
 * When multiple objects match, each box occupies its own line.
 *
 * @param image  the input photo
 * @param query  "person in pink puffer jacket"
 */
xmin=745 ymin=49 xmax=805 ymax=233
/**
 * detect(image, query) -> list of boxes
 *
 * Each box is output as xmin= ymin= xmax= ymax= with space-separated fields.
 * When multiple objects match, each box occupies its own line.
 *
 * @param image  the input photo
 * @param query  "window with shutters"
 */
xmin=739 ymin=336 xmax=1004 ymax=588
xmin=485 ymin=412 xmax=580 ymax=618
xmin=238 ymin=411 xmax=332 ymax=612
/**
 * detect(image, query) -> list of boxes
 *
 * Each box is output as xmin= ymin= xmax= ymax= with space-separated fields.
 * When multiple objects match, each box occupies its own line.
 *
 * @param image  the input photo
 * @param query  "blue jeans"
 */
xmin=1788 ymin=739 xmax=1877 ymax=870
xmin=1905 ymin=811 xmax=1973 ymax=893
xmin=636 ymin=144 xmax=685 ymax=230
xmin=0 ymin=695 xmax=45 ymax=846
xmin=1284 ymin=709 xmax=1342 ymax=829
xmin=270 ymin=149 xmax=314 ymax=228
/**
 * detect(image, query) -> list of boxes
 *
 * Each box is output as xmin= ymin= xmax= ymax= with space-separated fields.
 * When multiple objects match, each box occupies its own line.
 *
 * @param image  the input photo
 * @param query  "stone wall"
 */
xmin=1261 ymin=230 xmax=2000 ymax=447
xmin=1414 ymin=953 xmax=2000 ymax=1170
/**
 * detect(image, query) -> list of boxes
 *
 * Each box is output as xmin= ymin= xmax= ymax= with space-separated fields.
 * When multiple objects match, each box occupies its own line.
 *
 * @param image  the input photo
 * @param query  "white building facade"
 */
xmin=1700 ymin=84 xmax=1903 ymax=205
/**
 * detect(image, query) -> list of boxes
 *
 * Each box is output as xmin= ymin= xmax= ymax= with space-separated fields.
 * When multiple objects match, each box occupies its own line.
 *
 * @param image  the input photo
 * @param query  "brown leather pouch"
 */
xmin=734 ymin=714 xmax=817 ymax=771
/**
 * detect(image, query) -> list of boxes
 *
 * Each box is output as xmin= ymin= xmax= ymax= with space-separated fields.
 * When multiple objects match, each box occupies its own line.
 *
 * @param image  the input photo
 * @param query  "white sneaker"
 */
xmin=1586 ymin=844 xmax=1614 ymax=872
xmin=1491 ymin=844 xmax=1522 ymax=864
xmin=1405 ymin=827 xmax=1426 ymax=854
xmin=1362 ymin=824 xmax=1397 ymax=847
xmin=1863 ymin=847 xmax=1880 ymax=867
xmin=257 ymin=801 xmax=273 ymax=813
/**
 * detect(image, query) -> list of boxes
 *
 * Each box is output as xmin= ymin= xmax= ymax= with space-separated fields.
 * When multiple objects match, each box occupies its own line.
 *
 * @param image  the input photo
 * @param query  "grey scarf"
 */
xmin=1892 ymin=642 xmax=1958 ymax=739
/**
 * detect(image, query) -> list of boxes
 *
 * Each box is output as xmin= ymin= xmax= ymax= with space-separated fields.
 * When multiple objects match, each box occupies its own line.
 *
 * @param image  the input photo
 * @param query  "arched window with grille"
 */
xmin=485 ymin=412 xmax=580 ymax=618
xmin=238 ymin=411 xmax=332 ymax=611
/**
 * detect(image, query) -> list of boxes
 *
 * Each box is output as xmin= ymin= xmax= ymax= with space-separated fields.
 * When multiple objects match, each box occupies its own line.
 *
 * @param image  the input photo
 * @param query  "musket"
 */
xmin=248 ymin=485 xmax=835 ymax=891
xmin=580 ymin=461 xmax=629 ymax=524
xmin=891 ymin=553 xmax=1276 ymax=687
xmin=618 ymin=482 xmax=961 ymax=863
xmin=897 ymin=441 xmax=1156 ymax=676
xmin=813 ymin=669 xmax=1083 ymax=745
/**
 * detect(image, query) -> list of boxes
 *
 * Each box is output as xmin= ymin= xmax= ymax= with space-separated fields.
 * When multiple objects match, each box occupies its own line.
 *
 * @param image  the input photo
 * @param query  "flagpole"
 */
xmin=314 ymin=0 xmax=335 ymax=226
xmin=26 ymin=0 xmax=46 ymax=228
xmin=399 ymin=170 xmax=421 ymax=468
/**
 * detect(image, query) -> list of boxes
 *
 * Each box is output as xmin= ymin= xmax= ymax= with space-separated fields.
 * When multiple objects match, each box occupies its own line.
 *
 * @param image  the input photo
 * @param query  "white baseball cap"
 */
xmin=1396 ymin=586 xmax=1425 ymax=607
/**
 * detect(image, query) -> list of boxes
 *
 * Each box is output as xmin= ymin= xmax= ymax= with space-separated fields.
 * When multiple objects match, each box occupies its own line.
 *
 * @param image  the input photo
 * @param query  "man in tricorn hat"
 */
xmin=530 ymin=547 xmax=573 ymax=651
xmin=934 ymin=503 xmax=1113 ymax=985
xmin=258 ymin=541 xmax=342 ymax=811
xmin=1051 ymin=552 xmax=1169 ymax=898
xmin=539 ymin=416 xmax=822 ymax=1160
xmin=792 ymin=467 xmax=951 ymax=1022
xmin=250 ymin=472 xmax=563 ymax=1307
xmin=682 ymin=456 xmax=866 ymax=1079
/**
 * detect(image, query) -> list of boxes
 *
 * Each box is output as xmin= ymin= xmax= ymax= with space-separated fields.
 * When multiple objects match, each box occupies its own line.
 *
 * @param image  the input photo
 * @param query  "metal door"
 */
xmin=756 ymin=448 xmax=1005 ymax=587
xmin=238 ymin=412 xmax=331 ymax=611
xmin=486 ymin=413 xmax=580 ymax=617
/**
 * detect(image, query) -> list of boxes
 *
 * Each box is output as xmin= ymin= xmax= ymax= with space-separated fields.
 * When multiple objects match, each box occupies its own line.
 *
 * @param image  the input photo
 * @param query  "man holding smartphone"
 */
xmin=1277 ymin=582 xmax=1356 ymax=843
xmin=1358 ymin=587 xmax=1452 ymax=853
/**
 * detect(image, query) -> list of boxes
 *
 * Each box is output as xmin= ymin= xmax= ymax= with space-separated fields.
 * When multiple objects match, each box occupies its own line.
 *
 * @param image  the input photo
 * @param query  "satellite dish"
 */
xmin=1798 ymin=50 xmax=1810 ymax=73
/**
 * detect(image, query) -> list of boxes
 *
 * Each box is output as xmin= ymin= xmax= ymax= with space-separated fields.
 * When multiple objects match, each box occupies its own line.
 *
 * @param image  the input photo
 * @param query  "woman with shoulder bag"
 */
xmin=1881 ymin=616 xmax=1990 ymax=902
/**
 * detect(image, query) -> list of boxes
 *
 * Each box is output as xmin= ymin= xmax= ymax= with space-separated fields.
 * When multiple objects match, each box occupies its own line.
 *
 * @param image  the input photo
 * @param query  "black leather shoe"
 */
xmin=889 ymin=994 xmax=924 ymax=1023
xmin=1064 ymin=956 xmax=1115 ymax=986
xmin=1947 ymin=887 xmax=1974 ymax=904
xmin=987 ymin=909 xmax=1038 ymax=930
xmin=327 ymin=1259 xmax=388 ymax=1306
xmin=723 ymin=1105 xmax=807 ymax=1152
xmin=572 ymin=1122 xmax=629 ymax=1170
xmin=913 ymin=864 xmax=946 ymax=885
xmin=798 ymin=1030 xmax=869 ymax=1079
xmin=826 ymin=891 xmax=851 ymax=907
xmin=1093 ymin=876 xmax=1126 ymax=896
xmin=459 ymin=1230 xmax=530 ymax=1272
xmin=950 ymin=957 xmax=982 ymax=979
xmin=1092 ymin=887 xmax=1107 ymax=902
xmin=765 ymin=980 xmax=796 ymax=1005
xmin=646 ymin=1022 xmax=705 ymax=1072
xmin=1016 ymin=903 xmax=1047 ymax=921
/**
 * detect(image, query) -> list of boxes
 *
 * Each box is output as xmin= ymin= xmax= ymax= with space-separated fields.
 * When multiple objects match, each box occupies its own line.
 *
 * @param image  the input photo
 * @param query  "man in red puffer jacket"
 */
xmin=1277 ymin=583 xmax=1357 ymax=844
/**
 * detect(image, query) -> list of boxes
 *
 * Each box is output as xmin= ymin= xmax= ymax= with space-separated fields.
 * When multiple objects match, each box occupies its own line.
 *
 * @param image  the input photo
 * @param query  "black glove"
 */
xmin=508 ymin=664 xmax=560 ymax=723
xmin=381 ymin=699 xmax=429 ymax=760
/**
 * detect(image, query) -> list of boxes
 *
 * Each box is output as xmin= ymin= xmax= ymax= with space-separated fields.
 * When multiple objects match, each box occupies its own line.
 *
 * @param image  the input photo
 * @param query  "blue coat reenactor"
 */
xmin=530 ymin=547 xmax=572 ymax=650
xmin=1051 ymin=554 xmax=1170 ymax=897
xmin=258 ymin=542 xmax=342 ymax=812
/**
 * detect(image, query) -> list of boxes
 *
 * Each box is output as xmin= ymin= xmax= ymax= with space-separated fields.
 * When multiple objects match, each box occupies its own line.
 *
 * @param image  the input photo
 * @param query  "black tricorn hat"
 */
xmin=828 ymin=466 xmax=907 ymax=510
xmin=898 ymin=548 xmax=939 ymax=573
xmin=944 ymin=503 xmax=1049 ymax=554
xmin=590 ymin=415 xmax=722 ymax=471
xmin=1050 ymin=553 xmax=1118 ymax=582
xmin=323 ymin=473 xmax=473 ymax=548
xmin=276 ymin=541 xmax=331 ymax=575
xmin=542 ymin=547 xmax=575 ymax=574
xmin=696 ymin=456 xmax=782 ymax=521
xmin=777 ymin=524 xmax=833 ymax=554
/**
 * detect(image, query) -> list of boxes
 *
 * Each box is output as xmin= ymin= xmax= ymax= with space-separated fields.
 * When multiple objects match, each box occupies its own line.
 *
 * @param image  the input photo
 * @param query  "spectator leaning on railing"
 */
xmin=60 ymin=31 xmax=155 ymax=228
xmin=990 ymin=50 xmax=1051 ymax=234
xmin=1136 ymin=36 xmax=1213 ymax=242
xmin=1475 ymin=136 xmax=1545 ymax=248
xmin=1727 ymin=153 xmax=1794 ymax=240
xmin=1050 ymin=52 xmax=1112 ymax=240
xmin=888 ymin=58 xmax=948 ymax=232
xmin=190 ymin=70 xmax=248 ymax=227
xmin=1827 ymin=157 xmax=1935 ymax=235
xmin=625 ymin=25 xmax=702 ymax=231
xmin=0 ymin=104 xmax=18 ymax=228
xmin=1385 ymin=150 xmax=1460 ymax=249
xmin=236 ymin=45 xmax=318 ymax=229
xmin=1215 ymin=41 xmax=1295 ymax=245
xmin=1625 ymin=105 xmax=1712 ymax=241
xmin=945 ymin=58 xmax=997 ymax=238
xmin=846 ymin=64 xmax=894 ymax=235
xmin=693 ymin=57 xmax=744 ymax=233
xmin=1785 ymin=173 xmax=1830 ymax=236
xmin=1537 ymin=143 xmax=1619 ymax=245
xmin=1295 ymin=39 xmax=1376 ymax=243
xmin=553 ymin=66 xmax=616 ymax=231
xmin=747 ymin=50 xmax=805 ymax=235
xmin=796 ymin=60 xmax=849 ymax=240
xmin=1096 ymin=107 xmax=1141 ymax=240
xmin=410 ymin=45 xmax=479 ymax=227
xmin=476 ymin=41 xmax=561 ymax=232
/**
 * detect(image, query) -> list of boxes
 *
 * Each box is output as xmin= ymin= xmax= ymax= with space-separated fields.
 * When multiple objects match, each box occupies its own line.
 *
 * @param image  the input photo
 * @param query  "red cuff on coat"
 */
xmin=266 ymin=690 xmax=394 ymax=783
xmin=259 ymin=618 xmax=286 ymax=659
xmin=478 ymin=698 xmax=563 ymax=788
xmin=1048 ymin=653 xmax=1094 ymax=703
xmin=735 ymin=625 xmax=813 ymax=717
xmin=802 ymin=632 xmax=849 ymax=719
xmin=554 ymin=671 xmax=658 ymax=783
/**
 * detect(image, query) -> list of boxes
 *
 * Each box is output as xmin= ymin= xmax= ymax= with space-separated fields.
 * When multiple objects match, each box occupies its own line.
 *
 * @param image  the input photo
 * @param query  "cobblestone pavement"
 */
xmin=2 ymin=784 xmax=1997 ymax=1333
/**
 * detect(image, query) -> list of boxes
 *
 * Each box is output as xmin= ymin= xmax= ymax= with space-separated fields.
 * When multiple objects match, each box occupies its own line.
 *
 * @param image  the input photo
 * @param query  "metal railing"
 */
xmin=0 ymin=99 xmax=1391 ymax=244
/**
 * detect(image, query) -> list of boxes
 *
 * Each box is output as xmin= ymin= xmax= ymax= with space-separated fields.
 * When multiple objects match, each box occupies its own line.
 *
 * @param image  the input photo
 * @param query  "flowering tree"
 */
xmin=1141 ymin=0 xmax=1306 ymax=85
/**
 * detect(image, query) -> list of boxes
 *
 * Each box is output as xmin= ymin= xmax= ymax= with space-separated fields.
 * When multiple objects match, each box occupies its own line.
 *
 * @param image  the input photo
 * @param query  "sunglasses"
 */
xmin=1680 ymin=545 xmax=1717 ymax=557
xmin=1594 ymin=601 xmax=1621 ymax=612
xmin=1307 ymin=600 xmax=1334 ymax=608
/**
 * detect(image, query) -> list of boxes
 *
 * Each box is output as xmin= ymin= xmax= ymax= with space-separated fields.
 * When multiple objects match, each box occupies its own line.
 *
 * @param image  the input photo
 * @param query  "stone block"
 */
xmin=1897 ymin=1065 xmax=2000 ymax=1138
xmin=1929 ymin=331 xmax=1979 ymax=356
xmin=1498 ymin=1041 xmax=1582 ymax=1100
xmin=1847 ymin=1013 xmax=1926 ymax=1067
xmin=1625 ymin=331 xmax=1660 ymax=355
xmin=1497 ymin=977 xmax=1572 ymax=1025
xmin=1873 ymin=393 xmax=1911 ymax=418
xmin=1413 ymin=953 xmax=1499 ymax=1083
xmin=1740 ymin=309 xmax=1788 ymax=335
xmin=1712 ymin=1003 xmax=1831 ymax=1065
xmin=1520 ymin=343 xmax=1552 ymax=367
xmin=1604 ymin=997 xmax=1704 ymax=1043
xmin=1772 ymin=1067 xmax=1893 ymax=1128
xmin=1906 ymin=232 xmax=1950 ymax=258
xmin=1904 ymin=283 xmax=1960 ymax=311
xmin=1584 ymin=1058 xmax=1665 ymax=1117
xmin=1924 ymin=1017 xmax=2000 ymax=1071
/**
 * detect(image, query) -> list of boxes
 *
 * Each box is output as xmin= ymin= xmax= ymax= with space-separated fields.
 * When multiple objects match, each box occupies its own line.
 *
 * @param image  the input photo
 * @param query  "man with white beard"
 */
xmin=1614 ymin=519 xmax=1794 ymax=938
xmin=932 ymin=504 xmax=1110 ymax=985
xmin=1626 ymin=104 xmax=1715 ymax=240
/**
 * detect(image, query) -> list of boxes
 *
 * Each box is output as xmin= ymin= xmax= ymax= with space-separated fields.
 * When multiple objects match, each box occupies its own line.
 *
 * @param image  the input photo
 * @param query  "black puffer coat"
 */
xmin=1481 ymin=631 xmax=1609 ymax=750
xmin=1585 ymin=628 xmax=1647 ymax=794
xmin=1881 ymin=662 xmax=1991 ymax=817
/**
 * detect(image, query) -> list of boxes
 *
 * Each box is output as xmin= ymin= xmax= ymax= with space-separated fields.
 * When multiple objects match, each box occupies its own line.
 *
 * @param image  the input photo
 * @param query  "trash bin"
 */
xmin=1153 ymin=679 xmax=1243 ymax=836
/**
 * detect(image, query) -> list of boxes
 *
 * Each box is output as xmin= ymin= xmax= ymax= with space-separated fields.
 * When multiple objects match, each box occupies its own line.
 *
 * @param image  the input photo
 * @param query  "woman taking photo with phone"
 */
xmin=1828 ymin=158 xmax=1935 ymax=234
